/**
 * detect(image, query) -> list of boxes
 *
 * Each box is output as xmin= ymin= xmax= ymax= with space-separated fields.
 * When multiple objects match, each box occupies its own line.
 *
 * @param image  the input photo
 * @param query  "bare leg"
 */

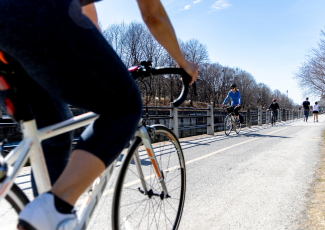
xmin=51 ymin=150 xmax=105 ymax=205
xmin=236 ymin=115 xmax=239 ymax=120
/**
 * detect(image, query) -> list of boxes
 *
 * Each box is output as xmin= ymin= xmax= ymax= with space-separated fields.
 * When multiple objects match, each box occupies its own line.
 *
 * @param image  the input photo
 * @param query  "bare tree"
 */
xmin=294 ymin=29 xmax=325 ymax=97
xmin=102 ymin=21 xmax=296 ymax=109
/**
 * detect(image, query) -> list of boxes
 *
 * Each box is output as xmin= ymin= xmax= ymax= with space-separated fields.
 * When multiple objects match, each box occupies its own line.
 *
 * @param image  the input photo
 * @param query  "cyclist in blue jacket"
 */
xmin=222 ymin=84 xmax=241 ymax=121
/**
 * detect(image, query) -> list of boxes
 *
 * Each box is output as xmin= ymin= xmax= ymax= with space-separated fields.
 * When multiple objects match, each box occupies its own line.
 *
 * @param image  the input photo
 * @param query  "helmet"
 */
xmin=231 ymin=84 xmax=237 ymax=88
xmin=272 ymin=99 xmax=276 ymax=102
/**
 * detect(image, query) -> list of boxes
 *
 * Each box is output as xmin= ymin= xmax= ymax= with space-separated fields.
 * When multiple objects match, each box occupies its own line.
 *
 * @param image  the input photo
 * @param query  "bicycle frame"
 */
xmin=228 ymin=113 xmax=237 ymax=132
xmin=0 ymin=112 xmax=167 ymax=229
xmin=271 ymin=110 xmax=277 ymax=124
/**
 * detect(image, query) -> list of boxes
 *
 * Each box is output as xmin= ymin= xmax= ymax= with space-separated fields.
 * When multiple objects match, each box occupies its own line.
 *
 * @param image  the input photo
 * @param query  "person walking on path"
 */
xmin=302 ymin=97 xmax=310 ymax=122
xmin=313 ymin=102 xmax=319 ymax=122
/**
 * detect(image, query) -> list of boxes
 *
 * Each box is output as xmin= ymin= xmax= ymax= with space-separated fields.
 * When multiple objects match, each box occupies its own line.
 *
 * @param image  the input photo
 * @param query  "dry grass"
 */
xmin=298 ymin=131 xmax=325 ymax=229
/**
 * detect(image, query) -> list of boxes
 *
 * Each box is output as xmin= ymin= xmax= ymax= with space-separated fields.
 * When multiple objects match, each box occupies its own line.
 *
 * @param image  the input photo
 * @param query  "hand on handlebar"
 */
xmin=179 ymin=60 xmax=198 ymax=85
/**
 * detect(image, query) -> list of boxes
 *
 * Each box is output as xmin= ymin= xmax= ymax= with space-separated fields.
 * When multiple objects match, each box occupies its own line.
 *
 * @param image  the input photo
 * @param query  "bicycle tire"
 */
xmin=1 ymin=183 xmax=29 ymax=229
xmin=112 ymin=125 xmax=186 ymax=230
xmin=224 ymin=115 xmax=232 ymax=136
xmin=235 ymin=120 xmax=241 ymax=134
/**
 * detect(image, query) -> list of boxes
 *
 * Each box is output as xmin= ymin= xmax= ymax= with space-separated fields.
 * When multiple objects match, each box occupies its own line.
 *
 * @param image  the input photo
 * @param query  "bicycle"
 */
xmin=0 ymin=58 xmax=191 ymax=230
xmin=223 ymin=106 xmax=241 ymax=136
xmin=269 ymin=110 xmax=278 ymax=126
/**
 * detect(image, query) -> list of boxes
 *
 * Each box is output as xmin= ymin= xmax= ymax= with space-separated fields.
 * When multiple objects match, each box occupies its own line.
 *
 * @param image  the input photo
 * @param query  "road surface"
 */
xmin=1 ymin=116 xmax=323 ymax=229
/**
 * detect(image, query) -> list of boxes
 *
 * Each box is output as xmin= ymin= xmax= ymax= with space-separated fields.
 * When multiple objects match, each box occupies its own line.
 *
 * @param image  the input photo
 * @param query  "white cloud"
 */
xmin=211 ymin=0 xmax=231 ymax=10
xmin=180 ymin=5 xmax=191 ymax=11
xmin=193 ymin=0 xmax=202 ymax=4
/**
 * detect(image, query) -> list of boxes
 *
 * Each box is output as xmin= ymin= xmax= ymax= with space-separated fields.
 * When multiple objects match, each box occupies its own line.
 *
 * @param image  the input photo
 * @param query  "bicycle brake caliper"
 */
xmin=147 ymin=126 xmax=156 ymax=140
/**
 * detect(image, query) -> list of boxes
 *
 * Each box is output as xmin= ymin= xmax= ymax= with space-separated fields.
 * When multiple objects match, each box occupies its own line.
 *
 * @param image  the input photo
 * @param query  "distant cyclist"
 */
xmin=302 ymin=97 xmax=310 ymax=122
xmin=0 ymin=0 xmax=198 ymax=229
xmin=222 ymin=84 xmax=241 ymax=121
xmin=313 ymin=101 xmax=319 ymax=122
xmin=267 ymin=99 xmax=279 ymax=121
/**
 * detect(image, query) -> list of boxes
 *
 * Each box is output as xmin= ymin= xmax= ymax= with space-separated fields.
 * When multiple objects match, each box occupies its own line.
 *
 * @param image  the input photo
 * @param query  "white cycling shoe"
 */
xmin=18 ymin=193 xmax=78 ymax=230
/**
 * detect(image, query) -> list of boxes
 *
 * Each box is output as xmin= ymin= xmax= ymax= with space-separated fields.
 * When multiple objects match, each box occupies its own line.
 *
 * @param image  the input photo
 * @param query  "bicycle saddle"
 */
xmin=0 ymin=50 xmax=34 ymax=122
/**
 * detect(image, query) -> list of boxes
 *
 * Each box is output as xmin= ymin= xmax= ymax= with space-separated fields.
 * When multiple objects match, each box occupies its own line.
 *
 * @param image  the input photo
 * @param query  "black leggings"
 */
xmin=227 ymin=105 xmax=241 ymax=116
xmin=0 ymin=0 xmax=143 ymax=191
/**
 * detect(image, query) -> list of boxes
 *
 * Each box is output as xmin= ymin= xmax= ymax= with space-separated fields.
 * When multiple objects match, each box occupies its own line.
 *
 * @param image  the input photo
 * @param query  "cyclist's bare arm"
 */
xmin=82 ymin=3 xmax=101 ymax=32
xmin=137 ymin=0 xmax=198 ymax=84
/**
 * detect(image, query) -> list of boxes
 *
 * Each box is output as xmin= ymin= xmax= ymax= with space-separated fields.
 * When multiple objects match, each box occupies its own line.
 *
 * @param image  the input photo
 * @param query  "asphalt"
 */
xmin=1 ymin=116 xmax=324 ymax=230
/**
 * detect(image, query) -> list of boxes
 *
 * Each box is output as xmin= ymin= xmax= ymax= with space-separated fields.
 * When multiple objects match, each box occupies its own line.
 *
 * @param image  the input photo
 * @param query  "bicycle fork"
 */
xmin=135 ymin=125 xmax=169 ymax=197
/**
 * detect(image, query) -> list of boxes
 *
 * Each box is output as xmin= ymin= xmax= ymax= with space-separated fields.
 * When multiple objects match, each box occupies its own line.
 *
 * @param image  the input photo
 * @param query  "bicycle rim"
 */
xmin=1 ymin=183 xmax=29 ymax=229
xmin=224 ymin=115 xmax=232 ymax=136
xmin=235 ymin=121 xmax=241 ymax=134
xmin=112 ymin=125 xmax=186 ymax=230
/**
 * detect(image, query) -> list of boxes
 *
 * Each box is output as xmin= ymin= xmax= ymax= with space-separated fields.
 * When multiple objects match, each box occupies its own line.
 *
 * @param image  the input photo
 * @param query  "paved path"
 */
xmin=1 ymin=116 xmax=324 ymax=229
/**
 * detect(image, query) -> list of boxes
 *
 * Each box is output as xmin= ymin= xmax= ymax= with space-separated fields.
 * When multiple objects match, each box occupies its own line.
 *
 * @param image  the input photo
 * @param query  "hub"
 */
xmin=138 ymin=188 xmax=170 ymax=200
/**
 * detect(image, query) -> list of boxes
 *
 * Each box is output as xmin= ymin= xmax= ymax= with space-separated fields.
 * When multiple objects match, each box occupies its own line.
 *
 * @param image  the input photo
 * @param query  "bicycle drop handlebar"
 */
xmin=128 ymin=61 xmax=197 ymax=107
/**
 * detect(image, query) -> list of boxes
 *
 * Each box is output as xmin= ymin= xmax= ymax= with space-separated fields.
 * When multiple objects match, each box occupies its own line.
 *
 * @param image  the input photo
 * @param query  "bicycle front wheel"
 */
xmin=1 ymin=183 xmax=29 ymax=229
xmin=112 ymin=125 xmax=186 ymax=230
xmin=224 ymin=115 xmax=232 ymax=136
xmin=235 ymin=120 xmax=241 ymax=134
xmin=272 ymin=114 xmax=275 ymax=126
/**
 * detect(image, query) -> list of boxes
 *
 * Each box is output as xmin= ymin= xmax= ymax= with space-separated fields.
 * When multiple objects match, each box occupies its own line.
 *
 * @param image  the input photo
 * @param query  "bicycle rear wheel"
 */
xmin=224 ymin=115 xmax=232 ymax=136
xmin=1 ymin=183 xmax=29 ymax=229
xmin=112 ymin=125 xmax=186 ymax=230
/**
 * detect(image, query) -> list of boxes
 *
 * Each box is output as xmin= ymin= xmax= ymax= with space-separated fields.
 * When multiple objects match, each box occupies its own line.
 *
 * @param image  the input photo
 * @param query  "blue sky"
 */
xmin=95 ymin=0 xmax=325 ymax=104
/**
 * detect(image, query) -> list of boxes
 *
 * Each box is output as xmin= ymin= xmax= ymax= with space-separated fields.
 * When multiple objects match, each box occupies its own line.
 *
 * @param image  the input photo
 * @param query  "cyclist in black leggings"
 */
xmin=0 ymin=0 xmax=198 ymax=229
xmin=267 ymin=99 xmax=279 ymax=121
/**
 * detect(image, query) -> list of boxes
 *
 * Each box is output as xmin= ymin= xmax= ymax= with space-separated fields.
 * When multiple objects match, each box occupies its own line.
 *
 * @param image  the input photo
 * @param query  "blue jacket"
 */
xmin=223 ymin=91 xmax=241 ymax=106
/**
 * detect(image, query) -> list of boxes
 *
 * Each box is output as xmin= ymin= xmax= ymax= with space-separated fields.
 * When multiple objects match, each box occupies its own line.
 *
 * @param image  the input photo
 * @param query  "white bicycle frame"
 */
xmin=227 ymin=113 xmax=236 ymax=132
xmin=0 ymin=112 xmax=167 ymax=229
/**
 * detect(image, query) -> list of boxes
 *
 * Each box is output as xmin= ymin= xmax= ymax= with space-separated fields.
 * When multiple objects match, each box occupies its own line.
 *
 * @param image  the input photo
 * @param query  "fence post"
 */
xmin=169 ymin=103 xmax=179 ymax=138
xmin=282 ymin=109 xmax=286 ymax=121
xmin=207 ymin=105 xmax=214 ymax=135
xmin=258 ymin=108 xmax=262 ymax=126
xmin=289 ymin=110 xmax=291 ymax=120
xmin=286 ymin=109 xmax=289 ymax=121
xmin=266 ymin=110 xmax=269 ymax=125
xmin=247 ymin=108 xmax=251 ymax=128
